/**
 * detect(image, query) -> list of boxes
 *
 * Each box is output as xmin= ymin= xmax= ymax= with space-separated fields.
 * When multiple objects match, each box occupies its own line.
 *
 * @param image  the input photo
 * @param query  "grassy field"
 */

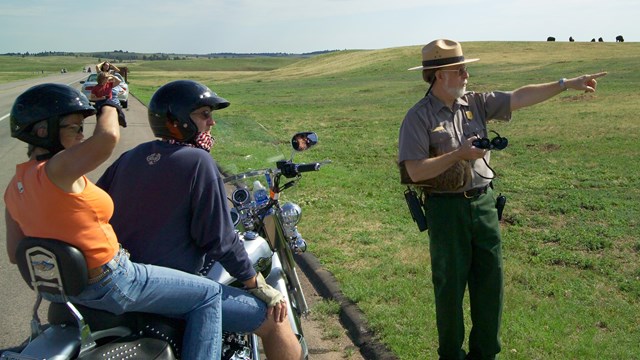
xmin=3 ymin=42 xmax=639 ymax=359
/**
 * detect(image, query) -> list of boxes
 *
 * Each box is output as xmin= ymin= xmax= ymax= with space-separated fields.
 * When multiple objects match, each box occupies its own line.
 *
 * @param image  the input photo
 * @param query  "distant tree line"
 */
xmin=3 ymin=51 xmax=81 ymax=57
xmin=1 ymin=50 xmax=338 ymax=61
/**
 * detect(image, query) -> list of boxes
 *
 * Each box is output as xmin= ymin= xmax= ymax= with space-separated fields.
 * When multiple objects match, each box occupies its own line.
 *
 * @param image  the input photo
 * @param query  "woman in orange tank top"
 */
xmin=4 ymin=84 xmax=223 ymax=360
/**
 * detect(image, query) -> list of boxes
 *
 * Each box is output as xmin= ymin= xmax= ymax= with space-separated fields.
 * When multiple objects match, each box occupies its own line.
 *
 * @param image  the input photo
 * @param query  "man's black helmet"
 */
xmin=10 ymin=83 xmax=96 ymax=152
xmin=148 ymin=80 xmax=230 ymax=142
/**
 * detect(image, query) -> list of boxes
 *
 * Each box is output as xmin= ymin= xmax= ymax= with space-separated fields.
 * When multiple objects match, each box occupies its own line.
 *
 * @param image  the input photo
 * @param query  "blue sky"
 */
xmin=1 ymin=0 xmax=637 ymax=54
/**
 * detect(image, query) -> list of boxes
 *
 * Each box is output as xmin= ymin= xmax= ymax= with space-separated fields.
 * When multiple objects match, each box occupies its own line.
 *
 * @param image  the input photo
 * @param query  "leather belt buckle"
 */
xmin=88 ymin=266 xmax=109 ymax=284
xmin=87 ymin=250 xmax=123 ymax=283
xmin=88 ymin=266 xmax=105 ymax=279
xmin=463 ymin=185 xmax=487 ymax=199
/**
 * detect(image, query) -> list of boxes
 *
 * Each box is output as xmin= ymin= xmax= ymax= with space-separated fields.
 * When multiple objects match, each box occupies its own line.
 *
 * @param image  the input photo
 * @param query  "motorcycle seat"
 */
xmin=15 ymin=237 xmax=184 ymax=357
xmin=49 ymin=302 xmax=186 ymax=353
xmin=49 ymin=302 xmax=184 ymax=329
xmin=76 ymin=336 xmax=176 ymax=360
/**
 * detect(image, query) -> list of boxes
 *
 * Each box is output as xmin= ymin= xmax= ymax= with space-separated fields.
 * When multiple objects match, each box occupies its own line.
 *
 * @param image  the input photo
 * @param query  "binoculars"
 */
xmin=472 ymin=131 xmax=508 ymax=150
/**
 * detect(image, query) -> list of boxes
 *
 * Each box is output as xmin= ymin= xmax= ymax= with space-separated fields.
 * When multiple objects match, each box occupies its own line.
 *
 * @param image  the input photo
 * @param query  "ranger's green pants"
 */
xmin=425 ymin=189 xmax=503 ymax=360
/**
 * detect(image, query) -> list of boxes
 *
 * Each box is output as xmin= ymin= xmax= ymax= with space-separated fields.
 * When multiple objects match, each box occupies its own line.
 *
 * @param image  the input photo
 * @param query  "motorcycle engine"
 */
xmin=221 ymin=332 xmax=253 ymax=360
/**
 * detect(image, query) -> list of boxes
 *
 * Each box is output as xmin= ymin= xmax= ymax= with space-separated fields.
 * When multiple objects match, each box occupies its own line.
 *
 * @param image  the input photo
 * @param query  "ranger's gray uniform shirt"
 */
xmin=398 ymin=91 xmax=512 ymax=192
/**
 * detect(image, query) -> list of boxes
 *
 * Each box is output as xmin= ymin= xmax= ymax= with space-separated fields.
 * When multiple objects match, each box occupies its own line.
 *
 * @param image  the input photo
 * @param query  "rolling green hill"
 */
xmin=204 ymin=42 xmax=640 ymax=360
xmin=3 ymin=42 xmax=639 ymax=359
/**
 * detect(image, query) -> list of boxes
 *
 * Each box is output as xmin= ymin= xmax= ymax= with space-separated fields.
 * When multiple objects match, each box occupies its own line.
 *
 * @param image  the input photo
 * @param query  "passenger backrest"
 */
xmin=15 ymin=237 xmax=88 ymax=297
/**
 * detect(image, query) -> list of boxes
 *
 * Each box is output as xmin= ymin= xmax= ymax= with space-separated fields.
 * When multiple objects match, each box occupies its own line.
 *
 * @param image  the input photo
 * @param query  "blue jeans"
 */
xmin=46 ymin=249 xmax=222 ymax=360
xmin=219 ymin=283 xmax=267 ymax=333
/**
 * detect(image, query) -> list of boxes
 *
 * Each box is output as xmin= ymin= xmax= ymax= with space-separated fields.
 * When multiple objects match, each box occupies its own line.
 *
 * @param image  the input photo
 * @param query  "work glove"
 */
xmin=247 ymin=272 xmax=284 ymax=307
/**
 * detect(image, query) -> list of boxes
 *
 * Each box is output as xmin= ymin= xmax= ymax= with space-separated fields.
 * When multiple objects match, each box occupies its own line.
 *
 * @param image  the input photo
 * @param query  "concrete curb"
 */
xmin=295 ymin=252 xmax=398 ymax=360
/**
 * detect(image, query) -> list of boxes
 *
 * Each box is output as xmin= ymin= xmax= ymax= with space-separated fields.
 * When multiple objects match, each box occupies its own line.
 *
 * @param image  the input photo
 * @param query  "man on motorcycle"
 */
xmin=97 ymin=80 xmax=303 ymax=360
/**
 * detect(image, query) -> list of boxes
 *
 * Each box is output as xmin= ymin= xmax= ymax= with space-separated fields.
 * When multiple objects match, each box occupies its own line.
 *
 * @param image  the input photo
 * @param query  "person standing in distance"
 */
xmin=96 ymin=61 xmax=120 ymax=74
xmin=397 ymin=39 xmax=606 ymax=360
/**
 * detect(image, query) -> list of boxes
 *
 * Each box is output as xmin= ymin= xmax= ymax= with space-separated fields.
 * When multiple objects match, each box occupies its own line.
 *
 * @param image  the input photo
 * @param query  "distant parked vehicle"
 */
xmin=80 ymin=73 xmax=129 ymax=108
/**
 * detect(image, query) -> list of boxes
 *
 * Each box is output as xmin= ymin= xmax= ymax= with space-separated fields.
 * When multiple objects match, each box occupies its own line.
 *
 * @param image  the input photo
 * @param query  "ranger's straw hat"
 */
xmin=408 ymin=39 xmax=479 ymax=71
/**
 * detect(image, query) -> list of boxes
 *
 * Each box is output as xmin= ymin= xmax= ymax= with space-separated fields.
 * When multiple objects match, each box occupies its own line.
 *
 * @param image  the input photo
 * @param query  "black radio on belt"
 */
xmin=404 ymin=187 xmax=428 ymax=232
xmin=473 ymin=131 xmax=508 ymax=150
xmin=496 ymin=193 xmax=507 ymax=220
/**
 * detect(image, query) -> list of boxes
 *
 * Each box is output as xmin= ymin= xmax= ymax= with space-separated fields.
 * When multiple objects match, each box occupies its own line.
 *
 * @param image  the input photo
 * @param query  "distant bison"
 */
xmin=591 ymin=38 xmax=596 ymax=42
xmin=616 ymin=35 xmax=624 ymax=42
xmin=547 ymin=37 xmax=556 ymax=42
xmin=598 ymin=37 xmax=604 ymax=42
xmin=569 ymin=36 xmax=574 ymax=42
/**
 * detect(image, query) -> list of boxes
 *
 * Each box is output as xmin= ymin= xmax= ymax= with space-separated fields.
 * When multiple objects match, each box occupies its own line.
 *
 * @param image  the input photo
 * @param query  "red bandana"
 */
xmin=163 ymin=132 xmax=214 ymax=152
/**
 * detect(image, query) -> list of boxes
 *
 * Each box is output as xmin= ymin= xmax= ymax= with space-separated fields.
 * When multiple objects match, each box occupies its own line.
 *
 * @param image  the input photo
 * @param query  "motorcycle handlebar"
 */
xmin=278 ymin=160 xmax=330 ymax=178
xmin=224 ymin=160 xmax=330 ymax=183
xmin=296 ymin=163 xmax=321 ymax=173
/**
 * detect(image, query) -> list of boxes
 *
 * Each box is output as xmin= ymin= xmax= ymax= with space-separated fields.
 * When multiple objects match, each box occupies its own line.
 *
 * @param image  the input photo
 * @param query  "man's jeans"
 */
xmin=219 ymin=283 xmax=267 ymax=333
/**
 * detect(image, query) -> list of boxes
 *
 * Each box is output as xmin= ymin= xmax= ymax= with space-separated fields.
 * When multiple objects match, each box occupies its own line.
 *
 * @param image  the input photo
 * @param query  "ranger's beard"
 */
xmin=445 ymin=83 xmax=466 ymax=99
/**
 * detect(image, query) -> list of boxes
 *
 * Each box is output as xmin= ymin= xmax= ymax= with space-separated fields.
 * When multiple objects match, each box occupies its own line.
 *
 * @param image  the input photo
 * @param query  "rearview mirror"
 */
xmin=291 ymin=132 xmax=318 ymax=152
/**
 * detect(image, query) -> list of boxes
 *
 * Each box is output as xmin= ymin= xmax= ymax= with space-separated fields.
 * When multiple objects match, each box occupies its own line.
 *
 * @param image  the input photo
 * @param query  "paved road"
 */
xmin=0 ymin=73 xmax=365 ymax=359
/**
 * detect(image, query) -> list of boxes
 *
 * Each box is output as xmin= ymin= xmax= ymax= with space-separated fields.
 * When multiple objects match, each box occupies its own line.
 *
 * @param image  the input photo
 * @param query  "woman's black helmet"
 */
xmin=148 ymin=80 xmax=230 ymax=142
xmin=10 ymin=83 xmax=95 ymax=153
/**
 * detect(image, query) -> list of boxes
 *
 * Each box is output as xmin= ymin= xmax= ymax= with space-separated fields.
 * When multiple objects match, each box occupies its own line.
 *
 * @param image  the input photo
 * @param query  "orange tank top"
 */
xmin=4 ymin=160 xmax=119 ymax=269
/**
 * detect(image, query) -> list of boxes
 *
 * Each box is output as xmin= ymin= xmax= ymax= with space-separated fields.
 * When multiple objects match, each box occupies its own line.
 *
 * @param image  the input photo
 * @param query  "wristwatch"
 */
xmin=559 ymin=78 xmax=568 ymax=91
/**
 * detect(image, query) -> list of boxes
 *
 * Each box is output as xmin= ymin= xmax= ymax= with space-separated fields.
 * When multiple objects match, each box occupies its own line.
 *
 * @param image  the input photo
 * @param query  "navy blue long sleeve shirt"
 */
xmin=97 ymin=140 xmax=255 ymax=281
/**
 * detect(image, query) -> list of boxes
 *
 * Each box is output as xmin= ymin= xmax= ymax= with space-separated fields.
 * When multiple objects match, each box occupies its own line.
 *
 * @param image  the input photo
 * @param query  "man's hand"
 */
xmin=247 ymin=273 xmax=287 ymax=321
xmin=267 ymin=298 xmax=288 ymax=323
xmin=568 ymin=72 xmax=608 ymax=93
xmin=458 ymin=136 xmax=488 ymax=160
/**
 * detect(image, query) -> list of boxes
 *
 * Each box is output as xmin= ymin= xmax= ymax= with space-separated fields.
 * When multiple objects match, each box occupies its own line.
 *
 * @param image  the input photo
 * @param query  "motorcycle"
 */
xmin=208 ymin=129 xmax=330 ymax=360
xmin=1 ymin=129 xmax=329 ymax=360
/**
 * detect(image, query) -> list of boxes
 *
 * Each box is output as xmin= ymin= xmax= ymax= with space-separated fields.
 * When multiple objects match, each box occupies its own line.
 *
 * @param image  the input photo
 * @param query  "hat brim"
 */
xmin=408 ymin=58 xmax=480 ymax=71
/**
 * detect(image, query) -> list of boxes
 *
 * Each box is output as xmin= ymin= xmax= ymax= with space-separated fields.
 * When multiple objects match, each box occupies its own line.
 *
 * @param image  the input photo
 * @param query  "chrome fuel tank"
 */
xmin=206 ymin=232 xmax=273 ymax=285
